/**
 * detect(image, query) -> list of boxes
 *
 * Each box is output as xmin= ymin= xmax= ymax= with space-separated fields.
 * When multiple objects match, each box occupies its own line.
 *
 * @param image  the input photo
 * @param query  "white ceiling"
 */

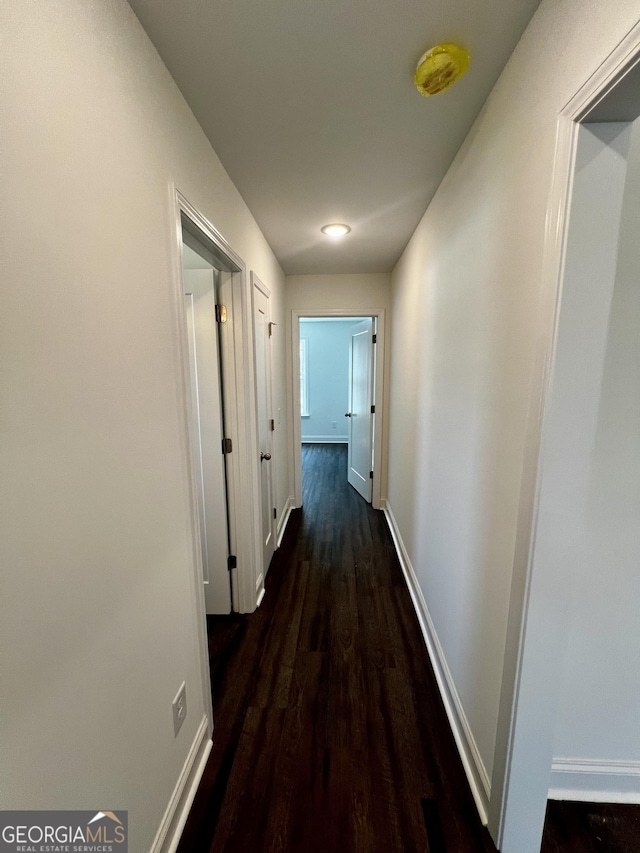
xmin=128 ymin=0 xmax=541 ymax=275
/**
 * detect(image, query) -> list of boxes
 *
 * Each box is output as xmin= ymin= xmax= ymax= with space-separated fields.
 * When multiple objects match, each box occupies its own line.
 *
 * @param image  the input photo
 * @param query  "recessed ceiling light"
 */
xmin=321 ymin=223 xmax=351 ymax=238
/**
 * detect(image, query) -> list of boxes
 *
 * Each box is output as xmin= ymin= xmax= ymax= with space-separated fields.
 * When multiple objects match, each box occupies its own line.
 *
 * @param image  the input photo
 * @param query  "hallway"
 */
xmin=179 ymin=444 xmax=497 ymax=852
xmin=6 ymin=5 xmax=640 ymax=849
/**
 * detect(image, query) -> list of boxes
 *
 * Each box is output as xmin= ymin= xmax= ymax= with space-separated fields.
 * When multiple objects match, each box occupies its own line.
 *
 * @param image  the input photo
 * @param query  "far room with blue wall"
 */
xmin=299 ymin=318 xmax=366 ymax=443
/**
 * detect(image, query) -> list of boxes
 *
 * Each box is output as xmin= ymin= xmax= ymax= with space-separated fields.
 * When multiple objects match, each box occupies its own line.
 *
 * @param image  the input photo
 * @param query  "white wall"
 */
xmin=550 ymin=118 xmax=640 ymax=800
xmin=1 ymin=1 xmax=288 ymax=849
xmin=286 ymin=274 xmax=391 ymax=498
xmin=300 ymin=320 xmax=361 ymax=442
xmin=386 ymin=0 xmax=640 ymax=838
xmin=286 ymin=273 xmax=391 ymax=313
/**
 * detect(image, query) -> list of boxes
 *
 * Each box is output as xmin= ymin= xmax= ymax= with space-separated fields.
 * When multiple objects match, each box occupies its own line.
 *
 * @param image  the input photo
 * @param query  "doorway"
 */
xmin=292 ymin=309 xmax=386 ymax=510
xmin=490 ymin=41 xmax=640 ymax=853
xmin=299 ymin=316 xmax=373 ymax=501
xmin=174 ymin=190 xmax=264 ymax=618
xmin=181 ymin=233 xmax=232 ymax=614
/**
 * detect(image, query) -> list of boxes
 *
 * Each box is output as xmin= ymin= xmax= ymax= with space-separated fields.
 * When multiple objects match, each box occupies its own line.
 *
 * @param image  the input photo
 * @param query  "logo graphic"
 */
xmin=0 ymin=810 xmax=128 ymax=852
xmin=88 ymin=812 xmax=123 ymax=827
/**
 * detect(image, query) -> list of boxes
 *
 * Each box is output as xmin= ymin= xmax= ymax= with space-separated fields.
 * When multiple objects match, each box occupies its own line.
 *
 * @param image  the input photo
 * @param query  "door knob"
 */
xmin=344 ymin=412 xmax=352 ymax=417
xmin=260 ymin=452 xmax=272 ymax=461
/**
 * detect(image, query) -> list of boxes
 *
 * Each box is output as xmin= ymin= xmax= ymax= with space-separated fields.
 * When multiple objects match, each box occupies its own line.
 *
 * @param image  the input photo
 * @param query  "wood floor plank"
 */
xmin=177 ymin=444 xmax=637 ymax=853
xmin=250 ymin=555 xmax=309 ymax=710
xmin=541 ymin=801 xmax=640 ymax=853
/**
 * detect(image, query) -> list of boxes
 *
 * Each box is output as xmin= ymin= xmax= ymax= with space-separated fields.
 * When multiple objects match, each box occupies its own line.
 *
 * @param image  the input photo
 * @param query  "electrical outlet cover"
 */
xmin=172 ymin=682 xmax=187 ymax=737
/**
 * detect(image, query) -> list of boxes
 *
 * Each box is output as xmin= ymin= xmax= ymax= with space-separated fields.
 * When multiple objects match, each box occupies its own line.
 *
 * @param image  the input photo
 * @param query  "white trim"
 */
xmin=256 ymin=586 xmax=266 ymax=608
xmin=301 ymin=436 xmax=348 ymax=444
xmin=276 ymin=496 xmax=295 ymax=548
xmin=564 ymin=28 xmax=640 ymax=121
xmin=290 ymin=308 xmax=387 ymax=511
xmin=231 ymin=260 xmax=262 ymax=615
xmin=490 ymin=19 xmax=640 ymax=850
xmin=550 ymin=759 xmax=640 ymax=803
xmin=173 ymin=189 xmax=261 ymax=617
xmin=150 ymin=716 xmax=212 ymax=853
xmin=384 ymin=503 xmax=490 ymax=825
xmin=252 ymin=274 xmax=271 ymax=299
xmin=251 ymin=272 xmax=277 ymax=586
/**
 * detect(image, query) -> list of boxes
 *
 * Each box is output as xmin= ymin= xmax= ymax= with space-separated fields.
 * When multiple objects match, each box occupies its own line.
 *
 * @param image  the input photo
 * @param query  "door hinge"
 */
xmin=227 ymin=554 xmax=237 ymax=571
xmin=369 ymin=470 xmax=374 ymax=479
xmin=370 ymin=404 xmax=375 ymax=414
xmin=273 ymin=507 xmax=277 ymax=519
xmin=222 ymin=437 xmax=232 ymax=454
xmin=215 ymin=304 xmax=227 ymax=323
xmin=269 ymin=418 xmax=275 ymax=431
xmin=268 ymin=322 xmax=276 ymax=337
xmin=372 ymin=333 xmax=377 ymax=344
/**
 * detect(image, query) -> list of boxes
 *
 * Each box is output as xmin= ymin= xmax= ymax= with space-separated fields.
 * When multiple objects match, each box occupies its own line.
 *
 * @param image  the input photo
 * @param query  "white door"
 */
xmin=183 ymin=264 xmax=231 ymax=614
xmin=253 ymin=281 xmax=275 ymax=576
xmin=347 ymin=318 xmax=375 ymax=502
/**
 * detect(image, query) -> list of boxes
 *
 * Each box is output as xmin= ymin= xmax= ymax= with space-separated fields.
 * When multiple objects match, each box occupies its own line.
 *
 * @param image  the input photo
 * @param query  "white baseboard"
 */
xmin=301 ymin=436 xmax=348 ymax=443
xmin=277 ymin=496 xmax=295 ymax=548
xmin=383 ymin=504 xmax=491 ymax=825
xmin=550 ymin=758 xmax=640 ymax=803
xmin=150 ymin=715 xmax=212 ymax=853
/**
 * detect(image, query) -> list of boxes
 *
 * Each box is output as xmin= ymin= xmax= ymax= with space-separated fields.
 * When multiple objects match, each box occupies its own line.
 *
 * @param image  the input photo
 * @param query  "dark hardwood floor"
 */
xmin=177 ymin=444 xmax=639 ymax=852
xmin=541 ymin=801 xmax=640 ymax=853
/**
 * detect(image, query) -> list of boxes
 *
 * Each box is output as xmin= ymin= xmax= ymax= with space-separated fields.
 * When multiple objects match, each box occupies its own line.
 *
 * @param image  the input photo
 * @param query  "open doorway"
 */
xmin=299 ymin=317 xmax=374 ymax=501
xmin=539 ymin=116 xmax=640 ymax=844
xmin=292 ymin=310 xmax=386 ymax=509
xmin=491 ymin=41 xmax=640 ymax=853
xmin=173 ymin=190 xmax=264 ymax=619
xmin=547 ymin=116 xmax=640 ymax=797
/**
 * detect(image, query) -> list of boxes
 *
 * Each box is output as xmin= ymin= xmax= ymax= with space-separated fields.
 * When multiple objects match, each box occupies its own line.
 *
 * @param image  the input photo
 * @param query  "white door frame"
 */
xmin=170 ymin=188 xmax=262 ymax=646
xmin=290 ymin=308 xmax=386 ymax=510
xmin=347 ymin=319 xmax=375 ymax=503
xmin=489 ymin=22 xmax=640 ymax=852
xmin=251 ymin=272 xmax=276 ymax=596
xmin=182 ymin=264 xmax=232 ymax=614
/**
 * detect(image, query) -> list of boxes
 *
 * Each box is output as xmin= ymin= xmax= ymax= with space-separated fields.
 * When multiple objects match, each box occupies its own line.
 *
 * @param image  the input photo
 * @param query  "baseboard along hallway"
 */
xmin=177 ymin=445 xmax=638 ymax=852
xmin=178 ymin=444 xmax=495 ymax=852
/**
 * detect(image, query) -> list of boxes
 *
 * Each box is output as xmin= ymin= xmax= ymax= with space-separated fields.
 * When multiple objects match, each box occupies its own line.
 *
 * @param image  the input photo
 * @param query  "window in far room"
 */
xmin=300 ymin=337 xmax=309 ymax=417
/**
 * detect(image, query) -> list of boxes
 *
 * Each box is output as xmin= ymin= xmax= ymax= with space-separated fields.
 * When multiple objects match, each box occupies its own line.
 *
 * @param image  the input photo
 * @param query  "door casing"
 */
xmin=170 ymin=187 xmax=263 ymax=638
xmin=488 ymin=23 xmax=640 ymax=852
xmin=252 ymin=273 xmax=276 ymax=591
xmin=182 ymin=261 xmax=232 ymax=614
xmin=347 ymin=318 xmax=375 ymax=503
